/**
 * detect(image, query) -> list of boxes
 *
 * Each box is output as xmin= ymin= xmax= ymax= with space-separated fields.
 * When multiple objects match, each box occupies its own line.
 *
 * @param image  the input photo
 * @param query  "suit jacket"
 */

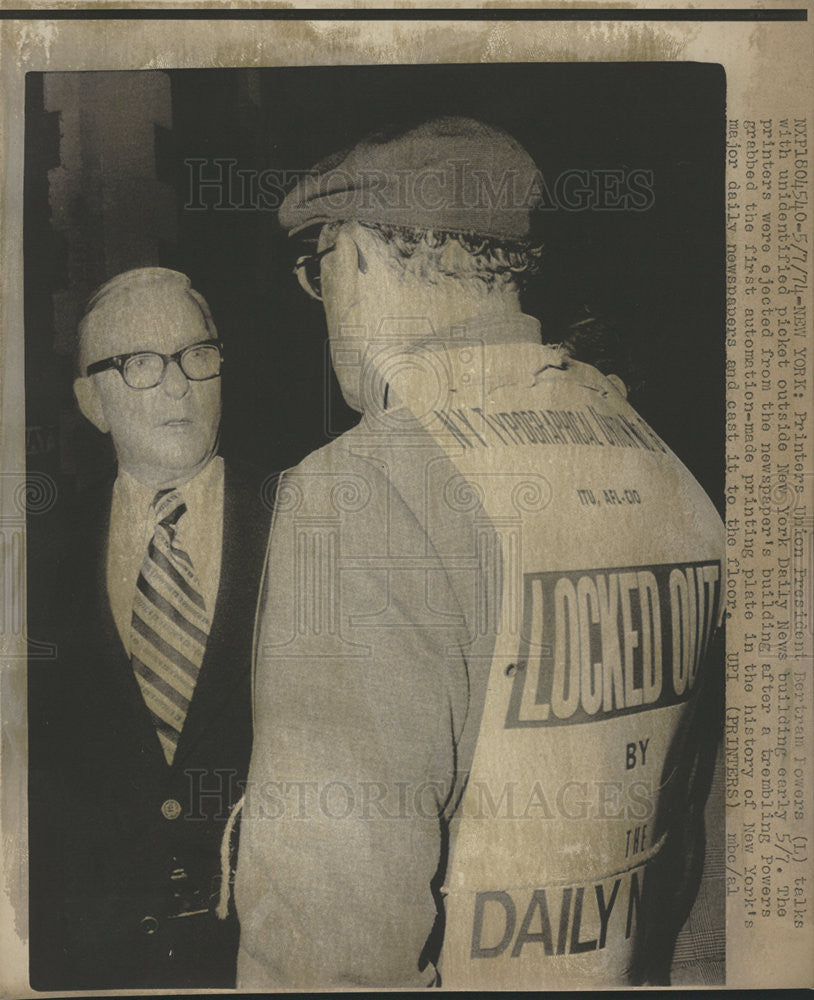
xmin=28 ymin=459 xmax=272 ymax=990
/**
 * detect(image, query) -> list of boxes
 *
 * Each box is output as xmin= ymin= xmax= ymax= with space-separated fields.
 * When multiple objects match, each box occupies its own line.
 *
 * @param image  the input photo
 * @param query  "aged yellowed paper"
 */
xmin=1 ymin=3 xmax=812 ymax=993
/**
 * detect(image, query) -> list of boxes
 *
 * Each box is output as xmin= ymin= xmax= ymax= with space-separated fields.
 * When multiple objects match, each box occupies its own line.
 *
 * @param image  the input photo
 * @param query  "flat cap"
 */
xmin=280 ymin=117 xmax=542 ymax=242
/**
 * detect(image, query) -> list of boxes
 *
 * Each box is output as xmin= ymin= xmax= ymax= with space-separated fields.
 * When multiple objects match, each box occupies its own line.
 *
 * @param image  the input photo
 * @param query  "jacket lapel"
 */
xmin=68 ymin=479 xmax=168 ymax=770
xmin=173 ymin=462 xmax=270 ymax=766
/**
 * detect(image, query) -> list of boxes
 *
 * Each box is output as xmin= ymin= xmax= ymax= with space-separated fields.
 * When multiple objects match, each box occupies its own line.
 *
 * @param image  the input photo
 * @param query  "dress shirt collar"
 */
xmin=114 ymin=466 xmax=156 ymax=524
xmin=380 ymin=312 xmax=573 ymax=415
xmin=173 ymin=455 xmax=224 ymax=525
xmin=108 ymin=457 xmax=225 ymax=657
xmin=116 ymin=456 xmax=224 ymax=523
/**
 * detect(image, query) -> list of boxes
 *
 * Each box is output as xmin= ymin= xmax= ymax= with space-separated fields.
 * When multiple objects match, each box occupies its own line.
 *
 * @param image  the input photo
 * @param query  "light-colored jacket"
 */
xmin=235 ymin=323 xmax=724 ymax=988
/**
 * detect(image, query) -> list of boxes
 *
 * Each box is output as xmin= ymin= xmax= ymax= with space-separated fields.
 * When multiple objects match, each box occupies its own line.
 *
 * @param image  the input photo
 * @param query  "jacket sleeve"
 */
xmin=628 ymin=623 xmax=725 ymax=985
xmin=234 ymin=463 xmax=470 ymax=989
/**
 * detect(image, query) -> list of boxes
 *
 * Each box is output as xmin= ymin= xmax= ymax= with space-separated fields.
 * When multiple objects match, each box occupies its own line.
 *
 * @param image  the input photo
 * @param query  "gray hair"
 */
xmin=76 ymin=267 xmax=217 ymax=374
xmin=328 ymin=220 xmax=542 ymax=296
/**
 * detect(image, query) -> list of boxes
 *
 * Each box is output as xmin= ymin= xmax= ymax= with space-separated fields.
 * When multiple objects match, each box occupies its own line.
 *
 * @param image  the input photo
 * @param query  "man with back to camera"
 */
xmin=27 ymin=267 xmax=271 ymax=989
xmin=234 ymin=117 xmax=725 ymax=988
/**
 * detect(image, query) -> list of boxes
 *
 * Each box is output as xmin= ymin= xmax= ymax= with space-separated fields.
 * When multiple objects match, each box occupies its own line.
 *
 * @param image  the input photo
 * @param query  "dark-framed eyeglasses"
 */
xmin=293 ymin=240 xmax=368 ymax=302
xmin=86 ymin=340 xmax=224 ymax=390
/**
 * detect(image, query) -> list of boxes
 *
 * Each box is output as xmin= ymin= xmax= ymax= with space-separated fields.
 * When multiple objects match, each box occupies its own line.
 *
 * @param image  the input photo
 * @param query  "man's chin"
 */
xmin=117 ymin=435 xmax=218 ymax=489
xmin=335 ymin=381 xmax=362 ymax=413
xmin=153 ymin=441 xmax=214 ymax=475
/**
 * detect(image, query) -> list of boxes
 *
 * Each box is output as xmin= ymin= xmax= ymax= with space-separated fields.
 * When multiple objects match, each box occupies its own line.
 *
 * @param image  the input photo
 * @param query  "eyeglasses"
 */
xmin=293 ymin=244 xmax=337 ymax=302
xmin=293 ymin=240 xmax=368 ymax=302
xmin=86 ymin=340 xmax=224 ymax=390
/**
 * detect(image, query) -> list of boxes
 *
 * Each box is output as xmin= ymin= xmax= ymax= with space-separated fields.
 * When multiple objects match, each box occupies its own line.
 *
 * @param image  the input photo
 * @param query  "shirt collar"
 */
xmin=443 ymin=310 xmax=543 ymax=347
xmin=115 ymin=456 xmax=223 ymax=522
xmin=180 ymin=455 xmax=223 ymax=523
xmin=382 ymin=313 xmax=569 ymax=411
xmin=115 ymin=466 xmax=156 ymax=522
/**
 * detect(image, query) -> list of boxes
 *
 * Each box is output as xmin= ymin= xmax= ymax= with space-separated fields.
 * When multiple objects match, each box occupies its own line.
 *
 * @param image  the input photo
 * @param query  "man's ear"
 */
xmin=606 ymin=373 xmax=628 ymax=400
xmin=73 ymin=376 xmax=110 ymax=433
xmin=344 ymin=222 xmax=380 ymax=275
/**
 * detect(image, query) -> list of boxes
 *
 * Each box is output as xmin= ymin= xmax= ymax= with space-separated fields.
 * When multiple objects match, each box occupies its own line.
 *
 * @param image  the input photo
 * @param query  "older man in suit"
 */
xmin=28 ymin=268 xmax=271 ymax=989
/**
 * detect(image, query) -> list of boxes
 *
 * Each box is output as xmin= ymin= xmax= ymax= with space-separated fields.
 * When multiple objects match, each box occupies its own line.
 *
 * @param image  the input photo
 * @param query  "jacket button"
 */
xmin=140 ymin=915 xmax=159 ymax=935
xmin=161 ymin=798 xmax=182 ymax=820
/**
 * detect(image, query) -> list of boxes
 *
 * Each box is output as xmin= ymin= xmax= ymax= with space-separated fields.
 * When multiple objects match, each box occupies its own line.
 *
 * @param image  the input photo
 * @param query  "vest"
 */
xmin=381 ymin=338 xmax=725 ymax=987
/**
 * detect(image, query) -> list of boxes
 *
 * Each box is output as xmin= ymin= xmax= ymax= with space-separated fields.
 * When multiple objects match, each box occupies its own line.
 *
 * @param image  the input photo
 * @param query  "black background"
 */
xmin=25 ymin=62 xmax=725 ymax=506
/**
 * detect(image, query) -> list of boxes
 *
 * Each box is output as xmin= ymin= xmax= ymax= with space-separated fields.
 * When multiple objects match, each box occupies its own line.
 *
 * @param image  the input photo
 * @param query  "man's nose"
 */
xmin=161 ymin=359 xmax=190 ymax=398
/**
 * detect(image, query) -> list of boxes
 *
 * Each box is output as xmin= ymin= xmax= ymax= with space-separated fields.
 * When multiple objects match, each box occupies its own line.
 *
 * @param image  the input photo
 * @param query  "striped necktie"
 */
xmin=130 ymin=488 xmax=211 ymax=765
